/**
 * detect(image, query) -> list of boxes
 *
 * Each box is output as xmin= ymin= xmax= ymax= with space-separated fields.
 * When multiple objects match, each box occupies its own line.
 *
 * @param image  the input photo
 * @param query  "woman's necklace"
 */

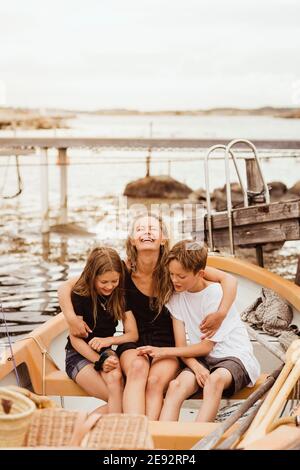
xmin=98 ymin=295 xmax=109 ymax=311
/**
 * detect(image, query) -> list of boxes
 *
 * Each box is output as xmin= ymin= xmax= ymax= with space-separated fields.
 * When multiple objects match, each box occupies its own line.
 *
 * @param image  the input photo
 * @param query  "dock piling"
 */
xmin=40 ymin=148 xmax=49 ymax=233
xmin=57 ymin=147 xmax=68 ymax=225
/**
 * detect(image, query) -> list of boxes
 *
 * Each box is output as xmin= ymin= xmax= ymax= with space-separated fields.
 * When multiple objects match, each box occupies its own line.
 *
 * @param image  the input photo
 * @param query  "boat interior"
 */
xmin=1 ymin=255 xmax=300 ymax=449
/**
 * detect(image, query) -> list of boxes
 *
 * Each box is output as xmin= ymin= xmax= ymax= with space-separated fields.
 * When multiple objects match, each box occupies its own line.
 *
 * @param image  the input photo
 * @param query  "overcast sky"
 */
xmin=1 ymin=0 xmax=300 ymax=110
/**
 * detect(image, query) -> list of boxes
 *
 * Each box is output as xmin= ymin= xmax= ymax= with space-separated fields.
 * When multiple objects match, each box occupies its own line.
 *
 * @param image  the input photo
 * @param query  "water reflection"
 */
xmin=0 ymin=246 xmax=71 ymax=340
xmin=0 ymin=194 xmax=299 ymax=341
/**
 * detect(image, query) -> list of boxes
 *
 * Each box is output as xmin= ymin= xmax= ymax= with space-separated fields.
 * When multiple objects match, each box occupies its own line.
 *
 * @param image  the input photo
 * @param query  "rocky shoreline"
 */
xmin=0 ymin=107 xmax=75 ymax=130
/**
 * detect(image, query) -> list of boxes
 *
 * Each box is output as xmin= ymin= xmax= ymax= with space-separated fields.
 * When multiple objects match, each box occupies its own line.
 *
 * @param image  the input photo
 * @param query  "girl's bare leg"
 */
xmin=159 ymin=370 xmax=198 ymax=421
xmin=120 ymin=349 xmax=150 ymax=414
xmin=145 ymin=357 xmax=179 ymax=420
xmin=100 ymin=366 xmax=124 ymax=413
xmin=75 ymin=364 xmax=109 ymax=401
xmin=196 ymin=368 xmax=232 ymax=422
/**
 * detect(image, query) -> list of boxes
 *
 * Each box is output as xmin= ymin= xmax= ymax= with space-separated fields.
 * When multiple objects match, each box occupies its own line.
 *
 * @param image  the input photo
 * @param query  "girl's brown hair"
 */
xmin=126 ymin=213 xmax=173 ymax=314
xmin=72 ymin=246 xmax=125 ymax=326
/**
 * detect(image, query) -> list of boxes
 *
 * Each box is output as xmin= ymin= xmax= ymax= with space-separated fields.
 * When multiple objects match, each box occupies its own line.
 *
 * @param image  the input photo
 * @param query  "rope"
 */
xmin=15 ymin=335 xmax=62 ymax=396
xmin=0 ymin=302 xmax=20 ymax=387
xmin=0 ymin=155 xmax=23 ymax=199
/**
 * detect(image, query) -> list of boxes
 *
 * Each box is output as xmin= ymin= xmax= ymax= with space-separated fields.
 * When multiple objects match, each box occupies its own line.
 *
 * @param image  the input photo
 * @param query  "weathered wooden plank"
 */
xmin=181 ymin=201 xmax=300 ymax=232
xmin=192 ymin=220 xmax=300 ymax=246
xmin=1 ymin=137 xmax=300 ymax=150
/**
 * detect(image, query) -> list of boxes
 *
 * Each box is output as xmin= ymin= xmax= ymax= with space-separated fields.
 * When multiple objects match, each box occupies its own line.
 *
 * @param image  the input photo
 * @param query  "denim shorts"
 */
xmin=65 ymin=347 xmax=92 ymax=381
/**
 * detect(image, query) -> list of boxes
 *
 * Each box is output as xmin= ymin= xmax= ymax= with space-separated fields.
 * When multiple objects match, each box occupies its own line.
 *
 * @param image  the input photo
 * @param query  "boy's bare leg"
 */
xmin=120 ymin=349 xmax=150 ymax=414
xmin=196 ymin=368 xmax=232 ymax=422
xmin=145 ymin=357 xmax=179 ymax=420
xmin=159 ymin=370 xmax=198 ymax=421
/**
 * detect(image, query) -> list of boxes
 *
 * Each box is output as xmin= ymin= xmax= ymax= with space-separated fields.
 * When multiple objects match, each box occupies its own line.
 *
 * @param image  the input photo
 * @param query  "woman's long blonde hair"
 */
xmin=73 ymin=246 xmax=125 ymax=326
xmin=126 ymin=213 xmax=173 ymax=314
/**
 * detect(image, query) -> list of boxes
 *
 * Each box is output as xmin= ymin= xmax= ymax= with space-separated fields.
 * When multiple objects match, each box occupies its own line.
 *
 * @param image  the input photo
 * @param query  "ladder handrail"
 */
xmin=205 ymin=144 xmax=247 ymax=255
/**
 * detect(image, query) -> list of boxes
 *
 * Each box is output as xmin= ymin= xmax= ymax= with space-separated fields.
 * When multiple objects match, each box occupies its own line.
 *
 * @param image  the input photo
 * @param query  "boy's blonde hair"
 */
xmin=168 ymin=240 xmax=208 ymax=273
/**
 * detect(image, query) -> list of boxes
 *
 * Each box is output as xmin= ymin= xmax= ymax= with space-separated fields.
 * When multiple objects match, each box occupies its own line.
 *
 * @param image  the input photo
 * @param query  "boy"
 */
xmin=137 ymin=240 xmax=260 ymax=422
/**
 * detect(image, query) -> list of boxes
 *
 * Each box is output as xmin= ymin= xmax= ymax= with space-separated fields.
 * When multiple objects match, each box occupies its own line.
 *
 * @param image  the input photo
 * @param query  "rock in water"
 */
xmin=124 ymin=175 xmax=192 ymax=199
xmin=289 ymin=181 xmax=300 ymax=196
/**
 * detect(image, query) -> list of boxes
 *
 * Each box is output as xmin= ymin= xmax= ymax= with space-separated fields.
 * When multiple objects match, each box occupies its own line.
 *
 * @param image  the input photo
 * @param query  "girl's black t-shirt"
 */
xmin=124 ymin=266 xmax=175 ymax=347
xmin=66 ymin=292 xmax=118 ymax=350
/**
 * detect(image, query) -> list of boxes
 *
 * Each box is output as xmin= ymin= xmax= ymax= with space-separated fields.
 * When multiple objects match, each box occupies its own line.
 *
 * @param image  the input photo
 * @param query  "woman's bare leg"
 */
xmin=159 ymin=370 xmax=199 ymax=421
xmin=196 ymin=368 xmax=232 ymax=422
xmin=120 ymin=349 xmax=150 ymax=414
xmin=145 ymin=357 xmax=179 ymax=420
xmin=100 ymin=366 xmax=124 ymax=413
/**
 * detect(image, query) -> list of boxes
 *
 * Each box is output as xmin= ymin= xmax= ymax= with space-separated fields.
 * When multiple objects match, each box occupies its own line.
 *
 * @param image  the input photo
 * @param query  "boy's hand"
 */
xmin=200 ymin=311 xmax=225 ymax=338
xmin=89 ymin=337 xmax=112 ymax=351
xmin=137 ymin=345 xmax=165 ymax=359
xmin=192 ymin=363 xmax=210 ymax=387
xmin=69 ymin=316 xmax=92 ymax=338
xmin=102 ymin=356 xmax=119 ymax=373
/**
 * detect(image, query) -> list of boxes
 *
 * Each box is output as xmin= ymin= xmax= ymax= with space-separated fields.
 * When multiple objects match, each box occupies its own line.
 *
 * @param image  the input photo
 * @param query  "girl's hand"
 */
xmin=102 ymin=355 xmax=119 ymax=373
xmin=137 ymin=345 xmax=165 ymax=359
xmin=200 ymin=311 xmax=225 ymax=339
xmin=192 ymin=363 xmax=210 ymax=387
xmin=88 ymin=337 xmax=112 ymax=351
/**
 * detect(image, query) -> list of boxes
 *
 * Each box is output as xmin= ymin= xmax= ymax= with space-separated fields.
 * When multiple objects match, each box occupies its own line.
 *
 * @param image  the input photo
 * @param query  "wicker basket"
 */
xmin=26 ymin=409 xmax=154 ymax=449
xmin=0 ymin=387 xmax=36 ymax=448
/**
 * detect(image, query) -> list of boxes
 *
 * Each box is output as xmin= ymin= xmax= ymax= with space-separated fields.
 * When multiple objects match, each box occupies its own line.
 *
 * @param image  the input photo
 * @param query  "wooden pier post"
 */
xmin=40 ymin=148 xmax=49 ymax=233
xmin=57 ymin=148 xmax=68 ymax=225
xmin=245 ymin=157 xmax=265 ymax=204
xmin=295 ymin=256 xmax=300 ymax=286
xmin=245 ymin=157 xmax=266 ymax=267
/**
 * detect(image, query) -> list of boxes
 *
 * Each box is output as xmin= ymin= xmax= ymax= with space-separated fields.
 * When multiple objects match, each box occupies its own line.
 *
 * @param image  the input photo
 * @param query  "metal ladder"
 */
xmin=204 ymin=139 xmax=270 ymax=255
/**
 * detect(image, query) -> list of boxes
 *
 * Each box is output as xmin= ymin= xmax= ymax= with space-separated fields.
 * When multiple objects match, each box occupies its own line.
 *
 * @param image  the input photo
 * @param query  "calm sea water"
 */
xmin=0 ymin=114 xmax=300 ymax=339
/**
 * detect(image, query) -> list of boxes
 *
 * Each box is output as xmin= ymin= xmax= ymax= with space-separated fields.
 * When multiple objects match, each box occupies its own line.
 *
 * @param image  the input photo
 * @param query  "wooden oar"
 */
xmin=191 ymin=366 xmax=282 ymax=450
xmin=240 ymin=355 xmax=300 ymax=447
xmin=241 ymin=339 xmax=300 ymax=441
xmin=215 ymin=395 xmax=264 ymax=449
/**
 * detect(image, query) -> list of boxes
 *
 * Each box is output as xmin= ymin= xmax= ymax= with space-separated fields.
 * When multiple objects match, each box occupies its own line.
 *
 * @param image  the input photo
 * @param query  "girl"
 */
xmin=65 ymin=246 xmax=138 ymax=413
xmin=59 ymin=214 xmax=237 ymax=419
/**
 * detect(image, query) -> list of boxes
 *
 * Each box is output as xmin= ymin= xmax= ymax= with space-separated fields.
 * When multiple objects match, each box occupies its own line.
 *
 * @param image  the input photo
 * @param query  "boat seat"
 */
xmin=44 ymin=369 xmax=269 ymax=399
xmin=45 ymin=370 xmax=87 ymax=396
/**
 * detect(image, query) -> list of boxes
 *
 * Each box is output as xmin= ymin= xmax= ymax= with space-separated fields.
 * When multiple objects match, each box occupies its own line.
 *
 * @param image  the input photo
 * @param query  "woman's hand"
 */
xmin=200 ymin=311 xmax=225 ymax=338
xmin=69 ymin=316 xmax=92 ymax=338
xmin=137 ymin=345 xmax=166 ymax=359
xmin=88 ymin=337 xmax=112 ymax=351
xmin=192 ymin=363 xmax=210 ymax=387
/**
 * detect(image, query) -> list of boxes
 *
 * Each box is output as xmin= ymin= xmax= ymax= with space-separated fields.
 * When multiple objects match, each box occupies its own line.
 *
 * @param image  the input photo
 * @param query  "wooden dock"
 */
xmin=1 ymin=136 xmax=300 ymax=150
xmin=182 ymin=200 xmax=300 ymax=248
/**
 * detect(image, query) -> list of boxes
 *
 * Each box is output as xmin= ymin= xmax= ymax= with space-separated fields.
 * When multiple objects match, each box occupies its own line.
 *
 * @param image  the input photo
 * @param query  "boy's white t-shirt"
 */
xmin=166 ymin=283 xmax=260 ymax=386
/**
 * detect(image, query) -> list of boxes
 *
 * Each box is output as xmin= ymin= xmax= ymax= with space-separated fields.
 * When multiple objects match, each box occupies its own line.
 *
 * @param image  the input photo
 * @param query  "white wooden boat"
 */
xmin=1 ymin=255 xmax=300 ymax=449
